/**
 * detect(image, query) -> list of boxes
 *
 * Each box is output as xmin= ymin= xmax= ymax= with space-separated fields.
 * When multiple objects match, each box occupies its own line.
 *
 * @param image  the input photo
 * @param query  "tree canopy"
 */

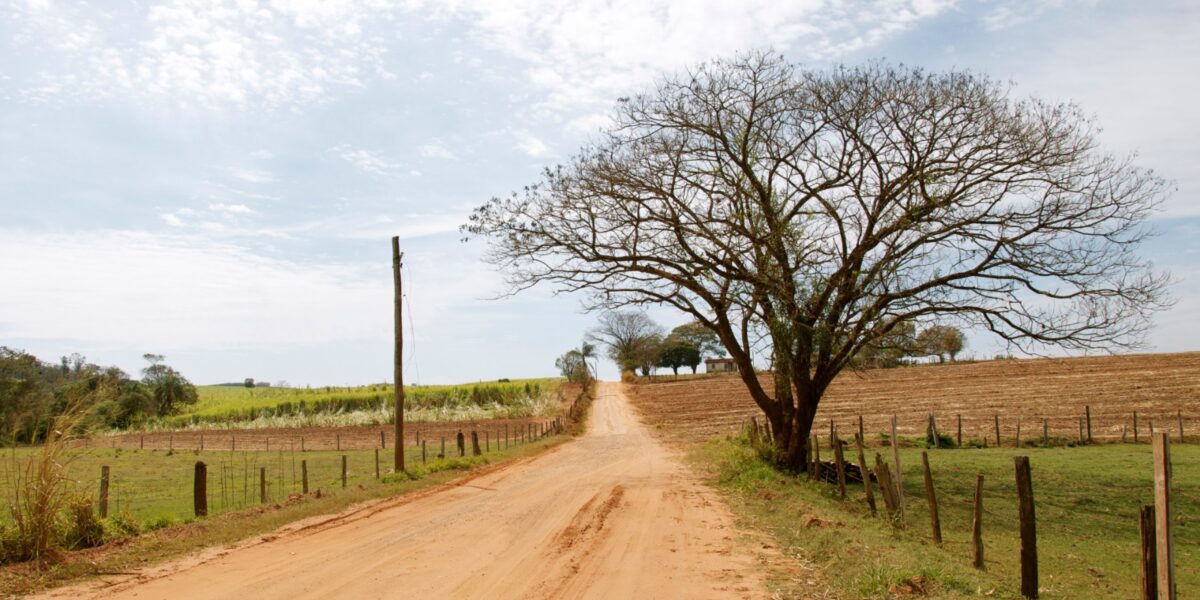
xmin=467 ymin=52 xmax=1171 ymax=470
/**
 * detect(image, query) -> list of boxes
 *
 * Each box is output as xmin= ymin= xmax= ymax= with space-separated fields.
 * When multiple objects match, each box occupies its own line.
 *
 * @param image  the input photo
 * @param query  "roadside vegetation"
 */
xmin=0 ymin=433 xmax=571 ymax=595
xmin=691 ymin=432 xmax=1197 ymax=599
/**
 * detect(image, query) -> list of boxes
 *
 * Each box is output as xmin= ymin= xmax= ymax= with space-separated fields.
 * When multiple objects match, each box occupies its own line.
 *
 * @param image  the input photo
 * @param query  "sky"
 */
xmin=1 ymin=0 xmax=1197 ymax=385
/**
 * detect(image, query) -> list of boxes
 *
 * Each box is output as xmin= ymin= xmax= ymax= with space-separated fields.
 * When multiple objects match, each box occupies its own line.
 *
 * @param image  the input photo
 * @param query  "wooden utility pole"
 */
xmin=392 ymin=236 xmax=406 ymax=473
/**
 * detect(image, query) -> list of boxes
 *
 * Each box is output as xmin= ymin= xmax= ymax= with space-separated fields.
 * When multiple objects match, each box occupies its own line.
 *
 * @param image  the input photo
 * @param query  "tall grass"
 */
xmin=1 ymin=408 xmax=90 ymax=564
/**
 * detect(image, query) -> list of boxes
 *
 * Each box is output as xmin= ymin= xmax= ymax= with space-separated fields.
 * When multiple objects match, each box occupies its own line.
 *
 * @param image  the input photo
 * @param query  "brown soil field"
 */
xmin=73 ymin=417 xmax=561 ymax=453
xmin=627 ymin=352 xmax=1200 ymax=444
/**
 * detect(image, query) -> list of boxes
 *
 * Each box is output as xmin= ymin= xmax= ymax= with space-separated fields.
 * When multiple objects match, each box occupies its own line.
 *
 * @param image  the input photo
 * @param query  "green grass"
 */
xmin=138 ymin=378 xmax=563 ymax=431
xmin=0 ymin=432 xmax=547 ymax=527
xmin=0 ymin=433 xmax=570 ymax=595
xmin=690 ymin=435 xmax=1197 ymax=599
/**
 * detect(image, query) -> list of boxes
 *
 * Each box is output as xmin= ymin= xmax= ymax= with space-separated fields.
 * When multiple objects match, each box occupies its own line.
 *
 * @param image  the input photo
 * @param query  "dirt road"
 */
xmin=51 ymin=383 xmax=769 ymax=599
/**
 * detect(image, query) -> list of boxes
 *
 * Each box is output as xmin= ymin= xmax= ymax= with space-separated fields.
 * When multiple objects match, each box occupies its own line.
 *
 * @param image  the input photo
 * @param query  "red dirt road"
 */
xmin=44 ymin=383 xmax=770 ymax=599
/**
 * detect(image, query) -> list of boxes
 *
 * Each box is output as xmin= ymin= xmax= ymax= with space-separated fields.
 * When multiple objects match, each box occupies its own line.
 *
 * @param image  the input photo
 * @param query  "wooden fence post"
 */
xmin=1043 ymin=418 xmax=1049 ymax=446
xmin=232 ymin=434 xmax=236 ymax=452
xmin=139 ymin=436 xmax=144 ymax=450
xmin=834 ymin=437 xmax=847 ymax=500
xmin=471 ymin=431 xmax=481 ymax=456
xmin=194 ymin=461 xmax=207 ymax=517
xmin=1153 ymin=432 xmax=1175 ymax=599
xmin=994 ymin=415 xmax=1001 ymax=447
xmin=440 ymin=436 xmax=446 ymax=458
xmin=486 ymin=431 xmax=490 ymax=452
xmin=200 ymin=433 xmax=204 ymax=451
xmin=1016 ymin=419 xmax=1022 ymax=448
xmin=375 ymin=448 xmax=380 ymax=480
xmin=336 ymin=433 xmax=341 ymax=451
xmin=829 ymin=419 xmax=835 ymax=450
xmin=1140 ymin=504 xmax=1157 ymax=600
xmin=813 ymin=435 xmax=821 ymax=480
xmin=957 ymin=414 xmax=963 ymax=448
xmin=1014 ymin=456 xmax=1038 ymax=599
xmin=854 ymin=433 xmax=876 ymax=516
xmin=380 ymin=430 xmax=385 ymax=449
xmin=301 ymin=460 xmax=308 ymax=494
xmin=972 ymin=474 xmax=984 ymax=570
xmin=260 ymin=467 xmax=267 ymax=503
xmin=874 ymin=453 xmax=899 ymax=518
xmin=1086 ymin=405 xmax=1093 ymax=443
xmin=858 ymin=415 xmax=865 ymax=444
xmin=1178 ymin=411 xmax=1185 ymax=443
xmin=1135 ymin=411 xmax=1140 ymax=443
xmin=928 ymin=414 xmax=940 ymax=449
xmin=99 ymin=466 xmax=110 ymax=518
xmin=890 ymin=416 xmax=905 ymax=523
xmin=457 ymin=431 xmax=465 ymax=457
xmin=422 ymin=440 xmax=427 ymax=464
xmin=341 ymin=455 xmax=348 ymax=488
xmin=806 ymin=436 xmax=815 ymax=480
xmin=921 ymin=452 xmax=942 ymax=545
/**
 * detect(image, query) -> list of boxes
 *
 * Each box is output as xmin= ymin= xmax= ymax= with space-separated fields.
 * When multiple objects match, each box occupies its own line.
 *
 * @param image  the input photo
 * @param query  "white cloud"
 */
xmin=208 ymin=202 xmax=257 ymax=215
xmin=418 ymin=0 xmax=955 ymax=114
xmin=0 ymin=230 xmax=390 ymax=349
xmin=330 ymin=144 xmax=401 ymax=176
xmin=513 ymin=131 xmax=549 ymax=157
xmin=230 ymin=167 xmax=274 ymax=184
xmin=419 ymin=141 xmax=457 ymax=160
xmin=6 ymin=1 xmax=400 ymax=109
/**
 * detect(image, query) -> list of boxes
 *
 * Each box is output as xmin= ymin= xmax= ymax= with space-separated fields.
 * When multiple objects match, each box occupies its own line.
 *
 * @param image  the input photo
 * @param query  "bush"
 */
xmin=62 ymin=495 xmax=105 ymax=550
xmin=104 ymin=511 xmax=142 ymax=539
xmin=923 ymin=432 xmax=957 ymax=449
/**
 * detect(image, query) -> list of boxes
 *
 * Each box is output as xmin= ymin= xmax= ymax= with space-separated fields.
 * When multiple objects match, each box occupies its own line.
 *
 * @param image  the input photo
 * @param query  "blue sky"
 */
xmin=1 ymin=0 xmax=1197 ymax=385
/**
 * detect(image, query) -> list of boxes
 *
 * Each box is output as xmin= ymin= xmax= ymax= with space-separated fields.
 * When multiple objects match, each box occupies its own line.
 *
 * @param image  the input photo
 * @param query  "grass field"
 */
xmin=692 ymin=435 xmax=1198 ymax=599
xmin=142 ymin=378 xmax=563 ymax=431
xmin=2 ymin=424 xmax=553 ymax=528
xmin=0 ymin=433 xmax=571 ymax=596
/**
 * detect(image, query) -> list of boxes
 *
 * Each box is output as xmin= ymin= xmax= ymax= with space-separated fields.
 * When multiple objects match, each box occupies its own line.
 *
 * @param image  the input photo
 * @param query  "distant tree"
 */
xmin=940 ymin=326 xmax=967 ymax=361
xmin=657 ymin=343 xmax=701 ymax=376
xmin=142 ymin=355 xmax=198 ymax=416
xmin=587 ymin=311 xmax=664 ymax=374
xmin=555 ymin=348 xmax=592 ymax=384
xmin=916 ymin=325 xmax=967 ymax=363
xmin=632 ymin=333 xmax=665 ymax=376
xmin=668 ymin=322 xmax=724 ymax=357
xmin=243 ymin=377 xmax=255 ymax=388
xmin=854 ymin=319 xmax=917 ymax=368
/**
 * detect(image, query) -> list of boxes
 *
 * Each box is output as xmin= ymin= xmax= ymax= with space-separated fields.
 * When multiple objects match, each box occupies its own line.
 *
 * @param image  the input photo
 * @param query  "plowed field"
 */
xmin=628 ymin=352 xmax=1200 ymax=444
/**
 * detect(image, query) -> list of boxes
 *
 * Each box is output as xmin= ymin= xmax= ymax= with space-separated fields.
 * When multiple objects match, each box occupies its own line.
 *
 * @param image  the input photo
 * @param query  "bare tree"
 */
xmin=586 ymin=311 xmax=664 ymax=374
xmin=465 ymin=53 xmax=1171 ymax=470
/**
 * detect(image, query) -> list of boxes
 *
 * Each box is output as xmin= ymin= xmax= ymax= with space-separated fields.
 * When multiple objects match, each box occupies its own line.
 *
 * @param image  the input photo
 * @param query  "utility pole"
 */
xmin=392 ymin=236 xmax=406 ymax=473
